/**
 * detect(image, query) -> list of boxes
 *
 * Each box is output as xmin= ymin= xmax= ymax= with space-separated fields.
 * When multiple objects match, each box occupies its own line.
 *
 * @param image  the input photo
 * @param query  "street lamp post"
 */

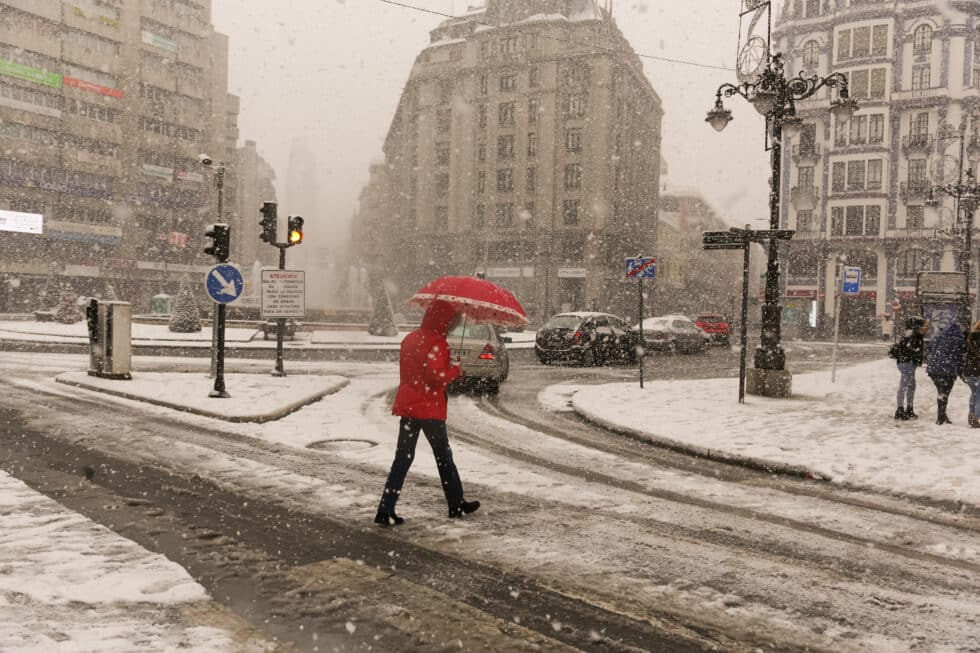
xmin=931 ymin=167 xmax=980 ymax=320
xmin=706 ymin=52 xmax=857 ymax=395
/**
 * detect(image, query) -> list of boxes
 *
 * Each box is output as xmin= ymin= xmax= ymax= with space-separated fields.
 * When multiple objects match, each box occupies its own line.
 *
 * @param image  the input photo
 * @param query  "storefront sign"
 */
xmin=141 ymin=163 xmax=174 ymax=181
xmin=487 ymin=267 xmax=522 ymax=278
xmin=0 ymin=209 xmax=43 ymax=234
xmin=176 ymin=170 xmax=204 ymax=183
xmin=141 ymin=31 xmax=178 ymax=53
xmin=557 ymin=267 xmax=587 ymax=278
xmin=0 ymin=59 xmax=62 ymax=89
xmin=63 ymin=76 xmax=124 ymax=99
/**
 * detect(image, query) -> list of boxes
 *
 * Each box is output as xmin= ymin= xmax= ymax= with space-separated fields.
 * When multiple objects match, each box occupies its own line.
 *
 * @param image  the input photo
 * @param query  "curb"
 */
xmin=54 ymin=375 xmax=351 ymax=424
xmin=569 ymin=394 xmax=830 ymax=482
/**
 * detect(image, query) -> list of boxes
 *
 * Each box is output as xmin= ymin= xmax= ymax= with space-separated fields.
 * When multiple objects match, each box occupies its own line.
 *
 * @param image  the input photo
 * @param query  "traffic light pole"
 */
xmin=273 ymin=245 xmax=287 ymax=378
xmin=209 ymin=165 xmax=225 ymax=379
xmin=209 ymin=302 xmax=229 ymax=398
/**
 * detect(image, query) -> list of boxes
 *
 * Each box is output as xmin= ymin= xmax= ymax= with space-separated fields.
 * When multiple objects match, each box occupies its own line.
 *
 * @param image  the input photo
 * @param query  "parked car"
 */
xmin=535 ymin=312 xmax=640 ymax=367
xmin=634 ymin=315 xmax=709 ymax=354
xmin=448 ymin=322 xmax=510 ymax=394
xmin=695 ymin=313 xmax=731 ymax=346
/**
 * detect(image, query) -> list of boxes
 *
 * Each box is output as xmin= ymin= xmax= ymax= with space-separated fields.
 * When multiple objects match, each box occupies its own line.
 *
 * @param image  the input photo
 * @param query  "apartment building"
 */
xmin=0 ymin=0 xmax=259 ymax=310
xmin=775 ymin=0 xmax=980 ymax=337
xmin=363 ymin=0 xmax=663 ymax=322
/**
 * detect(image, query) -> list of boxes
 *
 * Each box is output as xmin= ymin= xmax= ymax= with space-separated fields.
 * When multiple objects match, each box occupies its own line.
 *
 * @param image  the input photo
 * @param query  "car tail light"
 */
xmin=479 ymin=344 xmax=496 ymax=360
xmin=572 ymin=331 xmax=582 ymax=343
xmin=652 ymin=332 xmax=666 ymax=340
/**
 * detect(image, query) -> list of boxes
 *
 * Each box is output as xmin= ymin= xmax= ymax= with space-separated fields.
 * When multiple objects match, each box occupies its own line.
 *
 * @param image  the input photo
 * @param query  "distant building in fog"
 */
xmin=235 ymin=139 xmax=277 ymax=269
xmin=353 ymin=0 xmax=663 ymax=322
xmin=0 ymin=0 xmax=274 ymax=310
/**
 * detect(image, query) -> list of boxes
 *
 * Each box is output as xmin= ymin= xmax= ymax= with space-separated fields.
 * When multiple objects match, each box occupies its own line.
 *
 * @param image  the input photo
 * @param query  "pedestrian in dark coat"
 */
xmin=892 ymin=316 xmax=928 ymax=420
xmin=960 ymin=321 xmax=980 ymax=427
xmin=375 ymin=300 xmax=481 ymax=526
xmin=927 ymin=321 xmax=965 ymax=425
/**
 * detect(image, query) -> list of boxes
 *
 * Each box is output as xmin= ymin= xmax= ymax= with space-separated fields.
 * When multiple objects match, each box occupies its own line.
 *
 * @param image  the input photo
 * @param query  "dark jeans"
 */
xmin=931 ymin=375 xmax=956 ymax=417
xmin=378 ymin=418 xmax=464 ymax=513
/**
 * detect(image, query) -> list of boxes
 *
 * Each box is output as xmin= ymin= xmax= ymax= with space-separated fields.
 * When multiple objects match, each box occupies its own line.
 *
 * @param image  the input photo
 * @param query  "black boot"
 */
xmin=894 ymin=407 xmax=907 ymax=420
xmin=448 ymin=500 xmax=481 ymax=518
xmin=905 ymin=406 xmax=918 ymax=419
xmin=937 ymin=400 xmax=951 ymax=425
xmin=374 ymin=511 xmax=404 ymax=527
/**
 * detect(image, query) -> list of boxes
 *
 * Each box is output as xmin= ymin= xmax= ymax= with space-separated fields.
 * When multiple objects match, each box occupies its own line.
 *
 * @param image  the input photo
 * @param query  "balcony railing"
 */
xmin=900 ymin=180 xmax=931 ymax=202
xmin=791 ymin=143 xmax=821 ymax=162
xmin=902 ymin=133 xmax=933 ymax=155
xmin=790 ymin=185 xmax=819 ymax=210
xmin=886 ymin=227 xmax=937 ymax=240
xmin=792 ymin=229 xmax=824 ymax=240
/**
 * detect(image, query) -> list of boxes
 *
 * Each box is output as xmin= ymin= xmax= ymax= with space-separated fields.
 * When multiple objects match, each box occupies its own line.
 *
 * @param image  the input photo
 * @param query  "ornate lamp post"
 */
xmin=931 ymin=168 xmax=980 ymax=312
xmin=706 ymin=53 xmax=857 ymax=393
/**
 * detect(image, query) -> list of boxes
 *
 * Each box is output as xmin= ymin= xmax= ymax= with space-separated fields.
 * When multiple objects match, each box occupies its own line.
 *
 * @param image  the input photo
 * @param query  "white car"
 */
xmin=632 ymin=315 xmax=710 ymax=354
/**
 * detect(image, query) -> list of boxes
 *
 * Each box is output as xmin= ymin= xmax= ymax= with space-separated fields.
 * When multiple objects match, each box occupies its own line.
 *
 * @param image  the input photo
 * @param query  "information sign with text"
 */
xmin=261 ymin=270 xmax=306 ymax=318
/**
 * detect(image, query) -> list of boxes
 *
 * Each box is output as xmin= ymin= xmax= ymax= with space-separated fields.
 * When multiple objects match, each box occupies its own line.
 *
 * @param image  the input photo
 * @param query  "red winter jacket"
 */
xmin=391 ymin=300 xmax=461 ymax=420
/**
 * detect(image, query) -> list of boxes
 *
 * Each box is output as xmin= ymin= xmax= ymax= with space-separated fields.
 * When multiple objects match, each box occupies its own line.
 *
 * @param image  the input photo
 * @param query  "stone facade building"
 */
xmin=0 ymin=0 xmax=265 ymax=310
xmin=363 ymin=0 xmax=663 ymax=322
xmin=775 ymin=0 xmax=980 ymax=337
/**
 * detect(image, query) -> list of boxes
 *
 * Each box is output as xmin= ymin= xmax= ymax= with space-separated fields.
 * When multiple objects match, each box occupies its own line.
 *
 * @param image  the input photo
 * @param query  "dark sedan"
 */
xmin=535 ymin=312 xmax=640 ymax=367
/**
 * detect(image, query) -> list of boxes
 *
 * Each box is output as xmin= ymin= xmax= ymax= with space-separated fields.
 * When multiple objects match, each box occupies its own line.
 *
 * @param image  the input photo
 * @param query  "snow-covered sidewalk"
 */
xmin=0 ymin=470 xmax=275 ymax=652
xmin=565 ymin=358 xmax=980 ymax=508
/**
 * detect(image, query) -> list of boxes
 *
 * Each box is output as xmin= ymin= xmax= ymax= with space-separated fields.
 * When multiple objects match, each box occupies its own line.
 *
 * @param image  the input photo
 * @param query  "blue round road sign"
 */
xmin=205 ymin=264 xmax=244 ymax=304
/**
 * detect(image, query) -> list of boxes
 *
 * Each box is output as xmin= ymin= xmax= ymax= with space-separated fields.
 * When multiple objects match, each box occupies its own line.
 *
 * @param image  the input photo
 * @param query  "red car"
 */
xmin=695 ymin=313 xmax=730 ymax=346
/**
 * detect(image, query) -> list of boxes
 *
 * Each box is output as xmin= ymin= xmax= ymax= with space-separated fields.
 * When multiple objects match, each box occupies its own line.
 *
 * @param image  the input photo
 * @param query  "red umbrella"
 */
xmin=408 ymin=275 xmax=529 ymax=327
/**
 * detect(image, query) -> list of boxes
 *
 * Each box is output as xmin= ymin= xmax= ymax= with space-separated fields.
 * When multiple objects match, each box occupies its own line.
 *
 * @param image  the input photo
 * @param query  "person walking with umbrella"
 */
xmin=374 ymin=277 xmax=528 ymax=527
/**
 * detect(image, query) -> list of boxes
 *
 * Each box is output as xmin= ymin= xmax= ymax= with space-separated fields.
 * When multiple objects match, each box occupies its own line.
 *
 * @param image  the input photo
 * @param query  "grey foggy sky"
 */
xmin=210 ymin=0 xmax=775 ymax=235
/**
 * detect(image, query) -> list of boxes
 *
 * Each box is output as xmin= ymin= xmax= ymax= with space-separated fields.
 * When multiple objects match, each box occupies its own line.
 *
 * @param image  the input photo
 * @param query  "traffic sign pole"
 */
xmin=210 ymin=303 xmax=229 ymax=398
xmin=625 ymin=257 xmax=656 ymax=388
xmin=274 ymin=246 xmax=287 ymax=377
xmin=739 ymin=229 xmax=750 ymax=404
xmin=638 ymin=277 xmax=644 ymax=389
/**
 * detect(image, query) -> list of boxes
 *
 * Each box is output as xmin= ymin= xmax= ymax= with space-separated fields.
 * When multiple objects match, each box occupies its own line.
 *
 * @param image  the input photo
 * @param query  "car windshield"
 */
xmin=543 ymin=316 xmax=583 ymax=330
xmin=448 ymin=323 xmax=492 ymax=340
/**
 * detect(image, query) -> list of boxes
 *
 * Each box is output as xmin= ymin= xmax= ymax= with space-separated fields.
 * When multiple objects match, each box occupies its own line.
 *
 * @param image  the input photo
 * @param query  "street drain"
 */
xmin=307 ymin=439 xmax=378 ymax=451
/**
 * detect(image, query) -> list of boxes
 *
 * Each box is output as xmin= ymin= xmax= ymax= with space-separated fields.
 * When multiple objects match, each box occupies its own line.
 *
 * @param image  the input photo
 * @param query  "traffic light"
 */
xmin=287 ymin=215 xmax=304 ymax=247
xmin=259 ymin=201 xmax=277 ymax=245
xmin=204 ymin=223 xmax=230 ymax=262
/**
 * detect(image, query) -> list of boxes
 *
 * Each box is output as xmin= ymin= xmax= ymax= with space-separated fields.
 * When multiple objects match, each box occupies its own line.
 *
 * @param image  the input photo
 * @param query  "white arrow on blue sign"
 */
xmin=842 ymin=266 xmax=861 ymax=296
xmin=625 ymin=257 xmax=656 ymax=279
xmin=206 ymin=264 xmax=244 ymax=304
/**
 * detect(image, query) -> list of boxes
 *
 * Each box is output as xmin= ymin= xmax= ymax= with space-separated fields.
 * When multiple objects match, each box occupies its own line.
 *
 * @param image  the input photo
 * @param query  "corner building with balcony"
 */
xmin=774 ymin=0 xmax=980 ymax=337
xmin=0 ymin=0 xmax=252 ymax=310
xmin=376 ymin=0 xmax=663 ymax=322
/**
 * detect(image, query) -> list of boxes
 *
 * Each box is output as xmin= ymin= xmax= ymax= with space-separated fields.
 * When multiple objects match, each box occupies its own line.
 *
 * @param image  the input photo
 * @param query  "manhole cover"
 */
xmin=307 ymin=439 xmax=378 ymax=451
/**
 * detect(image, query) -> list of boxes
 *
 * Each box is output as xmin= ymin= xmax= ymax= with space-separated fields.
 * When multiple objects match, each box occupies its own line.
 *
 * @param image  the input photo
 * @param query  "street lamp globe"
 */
xmin=705 ymin=98 xmax=733 ymax=132
xmin=750 ymin=88 xmax=778 ymax=116
xmin=829 ymin=96 xmax=859 ymax=123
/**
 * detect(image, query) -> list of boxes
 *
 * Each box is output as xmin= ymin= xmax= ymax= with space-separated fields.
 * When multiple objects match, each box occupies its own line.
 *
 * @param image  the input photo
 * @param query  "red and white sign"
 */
xmin=63 ymin=76 xmax=125 ymax=99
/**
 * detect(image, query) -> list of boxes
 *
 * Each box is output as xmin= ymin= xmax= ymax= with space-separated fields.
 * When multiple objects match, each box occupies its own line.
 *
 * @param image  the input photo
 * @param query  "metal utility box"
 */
xmin=916 ymin=272 xmax=970 ymax=339
xmin=86 ymin=299 xmax=132 ymax=380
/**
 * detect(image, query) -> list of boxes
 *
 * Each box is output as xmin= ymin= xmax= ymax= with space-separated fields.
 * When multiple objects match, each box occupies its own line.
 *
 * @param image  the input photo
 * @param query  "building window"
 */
xmin=439 ymin=79 xmax=453 ymax=103
xmin=907 ymin=206 xmax=925 ymax=230
xmin=529 ymin=66 xmax=540 ymax=87
xmin=476 ymin=170 xmax=486 ymax=194
xmin=499 ymin=74 xmax=516 ymax=92
xmin=849 ymin=115 xmax=868 ymax=144
xmin=831 ymin=206 xmax=844 ymax=235
xmin=528 ymin=97 xmax=539 ymax=124
xmin=798 ymin=166 xmax=815 ymax=189
xmin=434 ymin=206 xmax=449 ymax=230
xmin=526 ymin=167 xmax=536 ymax=192
xmin=436 ymin=141 xmax=450 ymax=165
xmin=852 ymin=26 xmax=871 ymax=58
xmin=407 ymin=209 xmax=416 ymax=228
xmin=871 ymin=25 xmax=888 ymax=56
xmin=832 ymin=162 xmax=846 ymax=192
xmin=564 ymin=163 xmax=582 ymax=190
xmin=436 ymin=108 xmax=452 ymax=133
xmin=497 ymin=134 xmax=515 ymax=160
xmin=847 ymin=160 xmax=866 ymax=190
xmin=835 ymin=120 xmax=849 ymax=147
xmin=566 ymin=127 xmax=582 ymax=153
xmin=564 ymin=93 xmax=585 ymax=117
xmin=563 ymin=199 xmax=580 ymax=225
xmin=805 ymin=0 xmax=820 ymax=18
xmin=897 ymin=248 xmax=928 ymax=277
xmin=909 ymin=159 xmax=928 ymax=182
xmin=866 ymin=205 xmax=881 ymax=236
xmin=501 ymin=36 xmax=519 ymax=55
xmin=477 ymin=142 xmax=486 ymax=162
xmin=837 ymin=29 xmax=850 ymax=61
xmin=797 ymin=210 xmax=814 ymax=232
xmin=522 ymin=202 xmax=534 ymax=227
xmin=497 ymin=168 xmax=513 ymax=192
xmin=912 ymin=112 xmax=929 ymax=137
xmin=495 ymin=202 xmax=514 ymax=226
xmin=913 ymin=24 xmax=933 ymax=54
xmin=850 ymin=69 xmax=870 ymax=98
xmin=870 ymin=68 xmax=886 ymax=98
xmin=478 ymin=73 xmax=488 ymax=95
xmin=436 ymin=173 xmax=450 ymax=196
xmin=845 ymin=205 xmax=864 ymax=235
xmin=912 ymin=65 xmax=930 ymax=90
xmin=802 ymin=40 xmax=820 ymax=69
xmin=527 ymin=132 xmax=537 ymax=158
xmin=498 ymin=102 xmax=515 ymax=127
xmin=478 ymin=104 xmax=487 ymax=129
xmin=867 ymin=159 xmax=883 ymax=190
xmin=869 ymin=114 xmax=885 ymax=143
xmin=475 ymin=203 xmax=485 ymax=228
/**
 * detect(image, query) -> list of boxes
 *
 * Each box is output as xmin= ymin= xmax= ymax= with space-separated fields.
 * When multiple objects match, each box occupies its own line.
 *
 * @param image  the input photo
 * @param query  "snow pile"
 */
xmin=566 ymin=358 xmax=980 ymax=506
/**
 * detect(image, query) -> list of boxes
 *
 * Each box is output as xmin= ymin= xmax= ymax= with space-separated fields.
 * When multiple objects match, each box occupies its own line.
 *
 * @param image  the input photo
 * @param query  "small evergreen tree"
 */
xmin=168 ymin=281 xmax=202 ymax=333
xmin=39 ymin=274 xmax=60 ymax=311
xmin=368 ymin=285 xmax=398 ymax=337
xmin=53 ymin=284 xmax=82 ymax=324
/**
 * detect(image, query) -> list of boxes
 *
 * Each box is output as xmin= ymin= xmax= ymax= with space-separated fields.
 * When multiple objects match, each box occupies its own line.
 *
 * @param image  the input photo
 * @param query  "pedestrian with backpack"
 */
xmin=926 ymin=321 xmax=965 ymax=425
xmin=961 ymin=321 xmax=980 ymax=427
xmin=891 ymin=316 xmax=928 ymax=420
